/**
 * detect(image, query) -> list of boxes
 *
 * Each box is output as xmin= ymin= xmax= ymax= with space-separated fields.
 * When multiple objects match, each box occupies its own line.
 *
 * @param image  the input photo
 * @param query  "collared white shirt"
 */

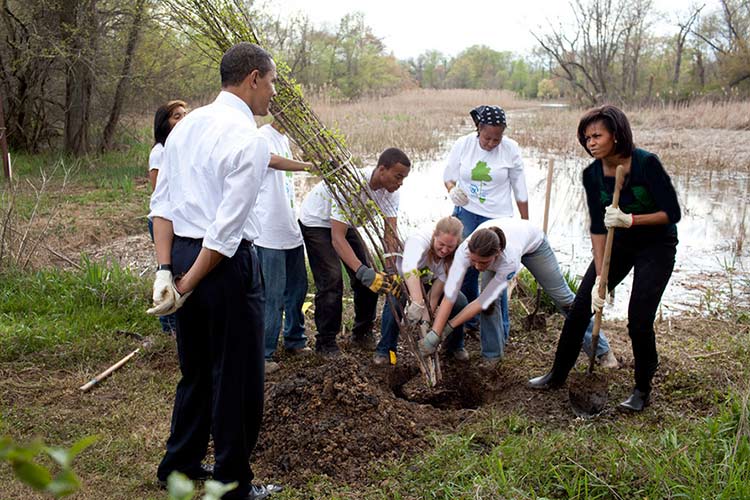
xmin=443 ymin=132 xmax=528 ymax=218
xmin=298 ymin=166 xmax=399 ymax=228
xmin=254 ymin=124 xmax=304 ymax=249
xmin=149 ymin=91 xmax=270 ymax=257
xmin=443 ymin=218 xmax=543 ymax=309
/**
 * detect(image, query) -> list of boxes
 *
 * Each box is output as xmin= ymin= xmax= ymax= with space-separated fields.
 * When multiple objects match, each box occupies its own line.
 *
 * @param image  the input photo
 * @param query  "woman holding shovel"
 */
xmin=528 ymin=105 xmax=681 ymax=412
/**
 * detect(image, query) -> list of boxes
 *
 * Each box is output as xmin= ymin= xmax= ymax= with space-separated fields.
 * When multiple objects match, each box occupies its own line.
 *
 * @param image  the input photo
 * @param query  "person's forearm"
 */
xmin=517 ymin=200 xmax=529 ymax=220
xmin=444 ymin=180 xmax=456 ymax=192
xmin=591 ymin=233 xmax=606 ymax=275
xmin=153 ymin=217 xmax=174 ymax=266
xmin=431 ymin=298 xmax=453 ymax=336
xmin=632 ymin=210 xmax=669 ymax=226
xmin=269 ymin=154 xmax=311 ymax=172
xmin=429 ymin=280 xmax=445 ymax=312
xmin=447 ymin=300 xmax=482 ymax=327
xmin=331 ymin=222 xmax=362 ymax=271
xmin=405 ymin=275 xmax=425 ymax=304
xmin=149 ymin=170 xmax=158 ymax=192
xmin=175 ymin=247 xmax=224 ymax=294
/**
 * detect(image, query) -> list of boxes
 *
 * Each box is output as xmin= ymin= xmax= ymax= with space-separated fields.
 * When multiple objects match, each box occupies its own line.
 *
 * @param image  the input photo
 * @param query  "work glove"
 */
xmin=161 ymin=284 xmax=193 ymax=316
xmin=591 ymin=275 xmax=606 ymax=314
xmin=405 ymin=302 xmax=427 ymax=323
xmin=604 ymin=205 xmax=633 ymax=228
xmin=356 ymin=265 xmax=395 ymax=295
xmin=418 ymin=330 xmax=442 ymax=356
xmin=448 ymin=185 xmax=469 ymax=206
xmin=147 ymin=270 xmax=176 ymax=316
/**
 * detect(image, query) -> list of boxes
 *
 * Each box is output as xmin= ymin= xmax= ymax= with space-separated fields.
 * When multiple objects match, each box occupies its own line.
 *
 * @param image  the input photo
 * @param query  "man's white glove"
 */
xmin=591 ymin=275 xmax=606 ymax=314
xmin=418 ymin=330 xmax=441 ymax=356
xmin=604 ymin=206 xmax=633 ymax=228
xmin=405 ymin=302 xmax=426 ymax=323
xmin=449 ymin=185 xmax=469 ymax=206
xmin=147 ymin=270 xmax=176 ymax=316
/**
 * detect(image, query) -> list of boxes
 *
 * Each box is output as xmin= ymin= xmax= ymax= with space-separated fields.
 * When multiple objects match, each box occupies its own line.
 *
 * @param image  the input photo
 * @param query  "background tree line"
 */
xmin=1 ymin=0 xmax=748 ymax=155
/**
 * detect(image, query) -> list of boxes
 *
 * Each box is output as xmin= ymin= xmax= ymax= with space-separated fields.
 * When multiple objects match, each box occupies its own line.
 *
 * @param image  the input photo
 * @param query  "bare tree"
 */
xmin=100 ymin=0 xmax=147 ymax=151
xmin=673 ymin=5 xmax=705 ymax=87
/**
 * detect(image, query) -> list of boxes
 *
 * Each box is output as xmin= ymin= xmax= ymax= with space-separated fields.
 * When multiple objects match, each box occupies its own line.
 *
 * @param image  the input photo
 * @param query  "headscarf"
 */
xmin=470 ymin=105 xmax=506 ymax=127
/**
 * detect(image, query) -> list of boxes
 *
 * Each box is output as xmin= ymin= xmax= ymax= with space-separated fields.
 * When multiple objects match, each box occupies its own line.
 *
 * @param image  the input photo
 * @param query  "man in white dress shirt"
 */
xmin=148 ymin=42 xmax=308 ymax=500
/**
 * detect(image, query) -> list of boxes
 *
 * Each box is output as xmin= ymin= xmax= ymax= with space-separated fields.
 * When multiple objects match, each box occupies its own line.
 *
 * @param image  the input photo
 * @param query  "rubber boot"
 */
xmin=527 ymin=371 xmax=565 ymax=390
xmin=619 ymin=388 xmax=650 ymax=411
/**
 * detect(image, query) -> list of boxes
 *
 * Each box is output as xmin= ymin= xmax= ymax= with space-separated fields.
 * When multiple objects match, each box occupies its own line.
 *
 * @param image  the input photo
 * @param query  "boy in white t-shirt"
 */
xmin=256 ymin=121 xmax=309 ymax=374
xmin=298 ymin=148 xmax=411 ymax=356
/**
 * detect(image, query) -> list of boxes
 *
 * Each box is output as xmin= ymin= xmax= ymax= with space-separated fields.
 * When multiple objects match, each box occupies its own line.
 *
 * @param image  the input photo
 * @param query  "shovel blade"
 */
xmin=568 ymin=371 xmax=608 ymax=417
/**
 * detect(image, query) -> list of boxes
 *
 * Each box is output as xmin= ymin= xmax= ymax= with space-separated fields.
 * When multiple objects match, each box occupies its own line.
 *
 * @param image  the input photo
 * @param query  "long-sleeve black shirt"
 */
xmin=583 ymin=148 xmax=681 ymax=239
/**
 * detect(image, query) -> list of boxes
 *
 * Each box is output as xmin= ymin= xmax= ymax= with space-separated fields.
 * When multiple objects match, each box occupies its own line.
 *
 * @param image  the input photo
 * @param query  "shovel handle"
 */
xmin=588 ymin=165 xmax=624 ymax=373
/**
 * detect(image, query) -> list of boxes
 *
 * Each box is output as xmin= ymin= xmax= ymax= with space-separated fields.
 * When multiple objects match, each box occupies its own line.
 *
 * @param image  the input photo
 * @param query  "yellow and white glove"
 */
xmin=356 ymin=265 xmax=396 ymax=295
xmin=448 ymin=186 xmax=469 ymax=206
xmin=405 ymin=302 xmax=426 ymax=323
xmin=591 ymin=275 xmax=606 ymax=314
xmin=147 ymin=270 xmax=176 ymax=316
xmin=604 ymin=206 xmax=633 ymax=228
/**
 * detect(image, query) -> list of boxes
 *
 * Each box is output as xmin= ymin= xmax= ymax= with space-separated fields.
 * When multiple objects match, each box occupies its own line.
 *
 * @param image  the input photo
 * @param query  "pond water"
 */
xmin=296 ymin=143 xmax=749 ymax=318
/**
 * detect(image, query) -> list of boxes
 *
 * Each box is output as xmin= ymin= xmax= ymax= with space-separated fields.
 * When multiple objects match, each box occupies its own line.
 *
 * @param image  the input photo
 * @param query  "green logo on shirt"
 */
xmin=471 ymin=161 xmax=492 ymax=204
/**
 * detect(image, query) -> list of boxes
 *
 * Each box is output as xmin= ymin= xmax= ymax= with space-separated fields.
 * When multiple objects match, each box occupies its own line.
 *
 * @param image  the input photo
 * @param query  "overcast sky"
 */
xmin=261 ymin=0 xmax=719 ymax=59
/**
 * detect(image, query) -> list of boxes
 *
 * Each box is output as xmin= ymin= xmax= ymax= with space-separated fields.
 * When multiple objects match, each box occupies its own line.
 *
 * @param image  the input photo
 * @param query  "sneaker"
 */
xmin=264 ymin=360 xmax=280 ymax=374
xmin=597 ymin=350 xmax=619 ymax=369
xmin=449 ymin=349 xmax=470 ymax=361
xmin=372 ymin=353 xmax=389 ymax=366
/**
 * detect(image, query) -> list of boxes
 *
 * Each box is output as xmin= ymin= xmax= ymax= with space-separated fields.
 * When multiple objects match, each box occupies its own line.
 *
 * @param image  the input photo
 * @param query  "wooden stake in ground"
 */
xmin=79 ymin=348 xmax=139 ymax=392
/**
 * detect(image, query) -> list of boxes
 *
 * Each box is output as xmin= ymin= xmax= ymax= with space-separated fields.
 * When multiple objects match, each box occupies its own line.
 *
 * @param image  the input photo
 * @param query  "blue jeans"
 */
xmin=148 ymin=218 xmax=177 ymax=334
xmin=377 ymin=290 xmax=468 ymax=356
xmin=257 ymin=245 xmax=308 ymax=359
xmin=480 ymin=237 xmax=611 ymax=359
xmin=452 ymin=207 xmax=510 ymax=335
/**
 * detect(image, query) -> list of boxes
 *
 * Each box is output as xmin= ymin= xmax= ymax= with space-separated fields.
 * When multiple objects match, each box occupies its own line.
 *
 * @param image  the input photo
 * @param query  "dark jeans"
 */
xmin=157 ymin=237 xmax=264 ymax=500
xmin=548 ymin=233 xmax=677 ymax=393
xmin=299 ymin=222 xmax=378 ymax=350
xmin=377 ymin=289 xmax=468 ymax=355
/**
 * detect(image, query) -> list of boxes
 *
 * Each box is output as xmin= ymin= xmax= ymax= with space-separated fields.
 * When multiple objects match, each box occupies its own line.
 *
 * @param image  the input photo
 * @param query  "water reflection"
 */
xmin=293 ymin=150 xmax=748 ymax=318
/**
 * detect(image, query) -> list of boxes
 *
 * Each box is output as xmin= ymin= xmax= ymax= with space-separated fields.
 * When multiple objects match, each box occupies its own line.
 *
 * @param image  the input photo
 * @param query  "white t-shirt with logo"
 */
xmin=443 ymin=132 xmax=528 ymax=218
xmin=444 ymin=218 xmax=544 ymax=309
xmin=400 ymin=228 xmax=450 ymax=283
xmin=254 ymin=124 xmax=304 ymax=249
xmin=299 ymin=166 xmax=400 ymax=228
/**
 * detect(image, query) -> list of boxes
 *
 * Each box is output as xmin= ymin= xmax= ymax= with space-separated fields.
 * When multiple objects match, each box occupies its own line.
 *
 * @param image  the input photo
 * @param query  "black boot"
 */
xmin=619 ymin=388 xmax=650 ymax=411
xmin=528 ymin=371 xmax=565 ymax=390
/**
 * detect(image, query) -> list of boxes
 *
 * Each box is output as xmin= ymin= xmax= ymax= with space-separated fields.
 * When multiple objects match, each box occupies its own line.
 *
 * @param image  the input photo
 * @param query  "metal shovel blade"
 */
xmin=568 ymin=371 xmax=608 ymax=417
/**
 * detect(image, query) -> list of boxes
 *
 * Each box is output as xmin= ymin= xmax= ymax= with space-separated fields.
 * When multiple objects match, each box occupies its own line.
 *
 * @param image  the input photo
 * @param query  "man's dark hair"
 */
xmin=577 ymin=104 xmax=635 ymax=158
xmin=220 ymin=42 xmax=274 ymax=87
xmin=377 ymin=147 xmax=411 ymax=169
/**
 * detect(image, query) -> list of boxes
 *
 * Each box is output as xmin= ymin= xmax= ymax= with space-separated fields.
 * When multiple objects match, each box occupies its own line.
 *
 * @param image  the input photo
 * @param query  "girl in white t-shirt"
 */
xmin=374 ymin=216 xmax=469 ymax=364
xmin=443 ymin=105 xmax=529 ymax=342
xmin=419 ymin=218 xmax=615 ymax=368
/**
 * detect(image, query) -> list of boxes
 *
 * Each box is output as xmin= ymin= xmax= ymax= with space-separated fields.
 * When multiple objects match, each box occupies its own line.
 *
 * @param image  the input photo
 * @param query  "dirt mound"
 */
xmin=253 ymin=345 xmax=482 ymax=485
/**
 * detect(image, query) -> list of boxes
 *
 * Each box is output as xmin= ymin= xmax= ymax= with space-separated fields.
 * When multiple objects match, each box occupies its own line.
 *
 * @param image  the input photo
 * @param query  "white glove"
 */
xmin=405 ymin=302 xmax=426 ymax=323
xmin=147 ymin=270 xmax=176 ymax=316
xmin=418 ymin=330 xmax=441 ymax=356
xmin=449 ymin=185 xmax=469 ymax=206
xmin=604 ymin=206 xmax=633 ymax=228
xmin=591 ymin=275 xmax=606 ymax=314
xmin=160 ymin=285 xmax=193 ymax=316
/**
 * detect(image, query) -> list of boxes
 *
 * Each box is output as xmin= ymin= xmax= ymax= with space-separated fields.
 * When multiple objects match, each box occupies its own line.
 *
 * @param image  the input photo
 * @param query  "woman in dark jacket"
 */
xmin=528 ymin=105 xmax=681 ymax=412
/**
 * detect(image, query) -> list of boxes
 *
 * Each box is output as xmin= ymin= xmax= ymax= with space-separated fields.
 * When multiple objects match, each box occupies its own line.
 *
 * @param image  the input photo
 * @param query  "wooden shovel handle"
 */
xmin=588 ymin=165 xmax=624 ymax=373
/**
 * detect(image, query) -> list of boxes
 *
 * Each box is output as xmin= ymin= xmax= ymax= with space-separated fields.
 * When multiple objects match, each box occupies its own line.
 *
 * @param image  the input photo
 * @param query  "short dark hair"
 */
xmin=154 ymin=99 xmax=187 ymax=145
xmin=377 ymin=147 xmax=411 ymax=169
xmin=220 ymin=42 xmax=274 ymax=87
xmin=577 ymin=105 xmax=635 ymax=157
xmin=468 ymin=227 xmax=506 ymax=257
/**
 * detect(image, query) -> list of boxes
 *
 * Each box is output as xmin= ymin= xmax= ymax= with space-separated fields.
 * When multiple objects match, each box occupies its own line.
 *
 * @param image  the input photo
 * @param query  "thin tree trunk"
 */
xmin=100 ymin=0 xmax=146 ymax=151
